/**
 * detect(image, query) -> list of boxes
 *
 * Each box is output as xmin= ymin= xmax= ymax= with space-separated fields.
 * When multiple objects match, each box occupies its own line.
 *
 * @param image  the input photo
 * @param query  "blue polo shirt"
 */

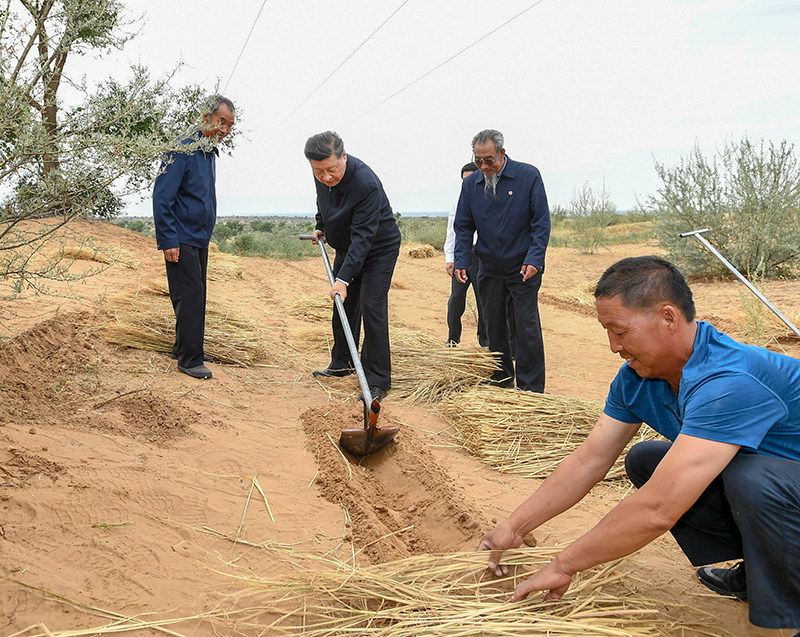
xmin=153 ymin=131 xmax=218 ymax=251
xmin=604 ymin=321 xmax=800 ymax=460
xmin=452 ymin=156 xmax=550 ymax=277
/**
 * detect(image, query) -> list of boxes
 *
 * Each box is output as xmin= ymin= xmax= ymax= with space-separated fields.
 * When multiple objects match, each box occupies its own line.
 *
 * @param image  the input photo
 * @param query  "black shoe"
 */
xmin=312 ymin=367 xmax=355 ymax=378
xmin=359 ymin=386 xmax=387 ymax=402
xmin=445 ymin=340 xmax=458 ymax=347
xmin=178 ymin=364 xmax=213 ymax=379
xmin=696 ymin=561 xmax=747 ymax=601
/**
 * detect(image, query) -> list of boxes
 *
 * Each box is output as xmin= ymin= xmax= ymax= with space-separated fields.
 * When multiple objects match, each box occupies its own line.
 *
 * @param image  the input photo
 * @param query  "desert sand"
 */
xmin=2 ymin=221 xmax=799 ymax=636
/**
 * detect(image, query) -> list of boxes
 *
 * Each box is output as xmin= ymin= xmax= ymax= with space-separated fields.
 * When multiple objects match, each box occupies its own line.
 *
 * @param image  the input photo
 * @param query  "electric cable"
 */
xmin=269 ymin=0 xmax=410 ymax=134
xmin=352 ymin=0 xmax=548 ymax=123
xmin=223 ymin=0 xmax=269 ymax=94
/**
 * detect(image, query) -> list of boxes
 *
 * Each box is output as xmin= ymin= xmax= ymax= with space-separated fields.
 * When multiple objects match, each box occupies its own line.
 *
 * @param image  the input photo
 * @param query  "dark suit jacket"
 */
xmin=314 ymin=155 xmax=401 ymax=283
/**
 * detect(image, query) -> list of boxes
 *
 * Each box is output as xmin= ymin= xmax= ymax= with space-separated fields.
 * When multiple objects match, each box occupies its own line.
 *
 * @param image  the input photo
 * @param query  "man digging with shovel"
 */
xmin=304 ymin=131 xmax=401 ymax=406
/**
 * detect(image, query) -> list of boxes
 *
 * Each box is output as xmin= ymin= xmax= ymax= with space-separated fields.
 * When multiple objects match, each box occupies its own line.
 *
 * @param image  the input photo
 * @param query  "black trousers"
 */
xmin=477 ymin=269 xmax=544 ymax=392
xmin=164 ymin=243 xmax=208 ymax=369
xmin=329 ymin=242 xmax=400 ymax=390
xmin=447 ymin=250 xmax=488 ymax=346
xmin=626 ymin=440 xmax=800 ymax=629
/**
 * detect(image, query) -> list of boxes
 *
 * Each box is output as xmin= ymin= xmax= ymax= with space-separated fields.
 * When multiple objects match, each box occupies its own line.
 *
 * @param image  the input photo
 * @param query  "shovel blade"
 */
xmin=339 ymin=398 xmax=399 ymax=456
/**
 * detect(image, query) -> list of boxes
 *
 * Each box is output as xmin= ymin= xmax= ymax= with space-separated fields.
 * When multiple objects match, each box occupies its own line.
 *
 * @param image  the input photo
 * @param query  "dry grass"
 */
xmin=101 ymin=279 xmax=271 ymax=366
xmin=406 ymin=243 xmax=436 ymax=258
xmin=50 ymin=245 xmax=139 ymax=269
xmin=4 ymin=548 xmax=713 ymax=637
xmin=284 ymin=296 xmax=331 ymax=322
xmin=290 ymin=322 xmax=498 ymax=403
xmin=439 ymin=385 xmax=661 ymax=480
xmin=207 ymin=243 xmax=244 ymax=281
xmin=222 ymin=549 xmax=710 ymax=637
xmin=557 ymin=281 xmax=596 ymax=307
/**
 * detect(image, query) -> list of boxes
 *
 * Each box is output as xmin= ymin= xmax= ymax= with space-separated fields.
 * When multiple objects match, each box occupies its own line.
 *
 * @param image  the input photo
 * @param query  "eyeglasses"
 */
xmin=473 ymin=155 xmax=498 ymax=166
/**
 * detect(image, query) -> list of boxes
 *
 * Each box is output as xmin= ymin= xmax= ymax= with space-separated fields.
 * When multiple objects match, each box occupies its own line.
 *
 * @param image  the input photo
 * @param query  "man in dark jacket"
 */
xmin=454 ymin=129 xmax=550 ymax=392
xmin=305 ymin=131 xmax=401 ymax=402
xmin=153 ymin=95 xmax=235 ymax=379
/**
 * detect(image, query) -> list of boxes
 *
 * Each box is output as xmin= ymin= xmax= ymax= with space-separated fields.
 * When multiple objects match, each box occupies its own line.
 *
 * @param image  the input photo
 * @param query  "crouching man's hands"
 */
xmin=511 ymin=556 xmax=573 ymax=602
xmin=477 ymin=521 xmax=524 ymax=577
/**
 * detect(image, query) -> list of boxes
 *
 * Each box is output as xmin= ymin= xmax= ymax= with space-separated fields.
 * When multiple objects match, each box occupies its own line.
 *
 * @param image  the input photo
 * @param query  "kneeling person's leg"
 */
xmin=625 ymin=440 xmax=742 ymax=565
xmin=723 ymin=454 xmax=800 ymax=629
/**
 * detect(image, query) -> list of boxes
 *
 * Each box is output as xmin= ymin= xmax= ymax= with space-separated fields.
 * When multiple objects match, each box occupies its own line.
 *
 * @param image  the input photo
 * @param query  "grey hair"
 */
xmin=204 ymin=94 xmax=235 ymax=116
xmin=472 ymin=129 xmax=504 ymax=153
xmin=304 ymin=131 xmax=345 ymax=161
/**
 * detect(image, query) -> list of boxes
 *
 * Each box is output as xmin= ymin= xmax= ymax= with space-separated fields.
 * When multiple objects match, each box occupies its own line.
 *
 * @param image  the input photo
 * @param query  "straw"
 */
xmin=49 ymin=245 xmax=139 ymax=269
xmin=101 ymin=280 xmax=271 ymax=366
xmin=439 ymin=385 xmax=662 ymax=480
xmin=224 ymin=549 xmax=711 ymax=636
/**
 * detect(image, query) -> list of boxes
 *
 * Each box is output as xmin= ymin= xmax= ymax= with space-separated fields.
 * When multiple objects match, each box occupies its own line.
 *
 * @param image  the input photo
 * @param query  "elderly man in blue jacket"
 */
xmin=454 ymin=129 xmax=551 ymax=392
xmin=152 ymin=95 xmax=235 ymax=380
xmin=305 ymin=131 xmax=401 ymax=402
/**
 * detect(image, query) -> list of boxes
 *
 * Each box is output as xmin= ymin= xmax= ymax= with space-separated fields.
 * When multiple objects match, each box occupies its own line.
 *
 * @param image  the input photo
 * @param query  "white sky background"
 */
xmin=71 ymin=0 xmax=800 ymax=216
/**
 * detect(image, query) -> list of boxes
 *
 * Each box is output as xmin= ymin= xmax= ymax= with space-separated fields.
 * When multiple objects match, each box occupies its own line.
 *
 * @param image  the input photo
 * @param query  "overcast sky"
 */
xmin=75 ymin=0 xmax=800 ymax=216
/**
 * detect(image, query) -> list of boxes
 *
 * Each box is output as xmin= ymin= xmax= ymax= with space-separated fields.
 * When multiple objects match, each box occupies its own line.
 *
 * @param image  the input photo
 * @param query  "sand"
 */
xmin=2 ymin=220 xmax=799 ymax=636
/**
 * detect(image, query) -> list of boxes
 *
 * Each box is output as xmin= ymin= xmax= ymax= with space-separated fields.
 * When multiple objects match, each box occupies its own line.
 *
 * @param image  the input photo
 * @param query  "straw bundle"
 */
xmin=50 ymin=245 xmax=139 ymax=269
xmin=560 ymin=281 xmax=596 ymax=307
xmin=391 ymin=346 xmax=498 ymax=403
xmin=102 ymin=280 xmax=270 ymax=366
xmin=284 ymin=296 xmax=331 ymax=322
xmin=439 ymin=385 xmax=661 ymax=480
xmin=207 ymin=244 xmax=244 ymax=281
xmin=232 ymin=549 xmax=699 ymax=636
xmin=291 ymin=323 xmax=497 ymax=403
xmin=406 ymin=242 xmax=436 ymax=258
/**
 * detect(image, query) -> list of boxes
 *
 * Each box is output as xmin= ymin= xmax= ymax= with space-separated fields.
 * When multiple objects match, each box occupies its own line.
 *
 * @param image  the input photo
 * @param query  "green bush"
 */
xmin=397 ymin=216 xmax=448 ymax=250
xmin=648 ymin=138 xmax=800 ymax=278
xmin=569 ymin=182 xmax=617 ymax=254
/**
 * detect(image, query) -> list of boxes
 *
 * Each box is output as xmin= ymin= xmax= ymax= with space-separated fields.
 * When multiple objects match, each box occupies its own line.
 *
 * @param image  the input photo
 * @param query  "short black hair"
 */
xmin=304 ymin=131 xmax=344 ymax=161
xmin=204 ymin=94 xmax=235 ymax=116
xmin=594 ymin=255 xmax=696 ymax=320
xmin=461 ymin=162 xmax=477 ymax=176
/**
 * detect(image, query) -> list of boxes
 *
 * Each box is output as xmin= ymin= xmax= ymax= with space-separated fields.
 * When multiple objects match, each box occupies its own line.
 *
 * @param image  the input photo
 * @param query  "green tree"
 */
xmin=569 ymin=182 xmax=617 ymax=254
xmin=649 ymin=138 xmax=800 ymax=277
xmin=0 ymin=1 xmax=229 ymax=295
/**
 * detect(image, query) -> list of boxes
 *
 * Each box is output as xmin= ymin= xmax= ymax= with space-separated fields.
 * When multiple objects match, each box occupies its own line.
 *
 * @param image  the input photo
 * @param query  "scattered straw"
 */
xmin=225 ymin=549 xmax=710 ymax=636
xmin=101 ymin=280 xmax=271 ymax=366
xmin=439 ymin=385 xmax=662 ymax=480
xmin=284 ymin=296 xmax=331 ymax=322
xmin=290 ymin=323 xmax=499 ymax=404
xmin=406 ymin=242 xmax=436 ymax=258
xmin=207 ymin=244 xmax=244 ymax=281
xmin=50 ymin=245 xmax=139 ymax=269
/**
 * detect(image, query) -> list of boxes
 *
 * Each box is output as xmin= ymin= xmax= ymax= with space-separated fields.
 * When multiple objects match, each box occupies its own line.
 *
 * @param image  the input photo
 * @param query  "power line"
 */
xmin=352 ymin=0 xmax=548 ymax=123
xmin=269 ymin=0 xmax=410 ymax=135
xmin=223 ymin=0 xmax=269 ymax=94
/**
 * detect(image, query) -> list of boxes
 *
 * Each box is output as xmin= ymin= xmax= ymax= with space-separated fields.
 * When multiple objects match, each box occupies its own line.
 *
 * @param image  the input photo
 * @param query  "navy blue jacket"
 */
xmin=453 ymin=156 xmax=550 ymax=277
xmin=314 ymin=155 xmax=401 ymax=283
xmin=153 ymin=131 xmax=218 ymax=251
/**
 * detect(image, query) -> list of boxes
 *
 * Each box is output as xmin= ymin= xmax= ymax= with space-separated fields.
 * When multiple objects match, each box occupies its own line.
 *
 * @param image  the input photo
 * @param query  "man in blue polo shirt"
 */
xmin=453 ymin=129 xmax=550 ymax=392
xmin=478 ymin=255 xmax=800 ymax=632
xmin=153 ymin=95 xmax=235 ymax=379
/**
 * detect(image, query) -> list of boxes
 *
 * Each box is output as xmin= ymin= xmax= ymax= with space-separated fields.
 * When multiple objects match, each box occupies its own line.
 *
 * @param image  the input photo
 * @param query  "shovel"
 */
xmin=681 ymin=228 xmax=800 ymax=339
xmin=300 ymin=234 xmax=400 ymax=455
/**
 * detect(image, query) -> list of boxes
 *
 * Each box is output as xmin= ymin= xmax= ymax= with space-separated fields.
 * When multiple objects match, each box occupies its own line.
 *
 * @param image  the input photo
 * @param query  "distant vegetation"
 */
xmin=648 ymin=137 xmax=800 ymax=279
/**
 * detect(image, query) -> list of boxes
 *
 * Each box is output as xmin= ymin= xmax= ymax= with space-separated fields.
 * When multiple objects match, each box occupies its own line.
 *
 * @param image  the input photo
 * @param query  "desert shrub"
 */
xmin=397 ymin=216 xmax=448 ymax=251
xmin=569 ymin=183 xmax=617 ymax=254
xmin=550 ymin=204 xmax=569 ymax=227
xmin=648 ymin=138 xmax=800 ymax=278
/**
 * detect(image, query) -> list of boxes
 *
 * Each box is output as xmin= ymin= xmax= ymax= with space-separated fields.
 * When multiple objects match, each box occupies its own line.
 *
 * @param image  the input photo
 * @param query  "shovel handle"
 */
xmin=300 ymin=234 xmax=374 ymax=410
